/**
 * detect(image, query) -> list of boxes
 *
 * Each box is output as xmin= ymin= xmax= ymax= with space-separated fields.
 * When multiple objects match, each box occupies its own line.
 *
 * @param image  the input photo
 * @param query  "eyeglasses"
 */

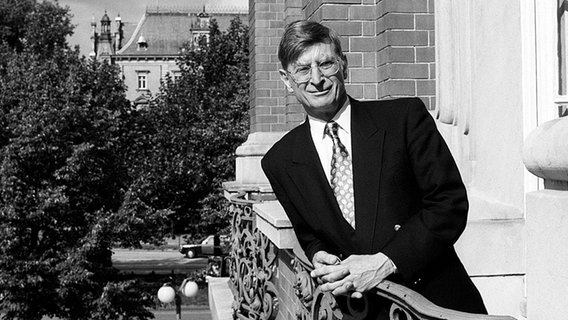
xmin=287 ymin=59 xmax=342 ymax=84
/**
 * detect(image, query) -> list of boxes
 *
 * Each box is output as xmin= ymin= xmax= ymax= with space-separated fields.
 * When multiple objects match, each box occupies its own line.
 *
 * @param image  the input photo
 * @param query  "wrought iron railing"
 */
xmin=226 ymin=192 xmax=517 ymax=320
xmin=227 ymin=191 xmax=279 ymax=320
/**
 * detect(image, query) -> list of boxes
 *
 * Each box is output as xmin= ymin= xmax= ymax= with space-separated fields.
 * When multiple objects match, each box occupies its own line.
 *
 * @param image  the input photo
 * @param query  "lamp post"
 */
xmin=157 ymin=279 xmax=199 ymax=320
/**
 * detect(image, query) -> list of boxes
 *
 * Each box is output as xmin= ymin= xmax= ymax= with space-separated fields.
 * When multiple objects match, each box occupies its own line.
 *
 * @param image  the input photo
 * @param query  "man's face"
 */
xmin=280 ymin=42 xmax=348 ymax=121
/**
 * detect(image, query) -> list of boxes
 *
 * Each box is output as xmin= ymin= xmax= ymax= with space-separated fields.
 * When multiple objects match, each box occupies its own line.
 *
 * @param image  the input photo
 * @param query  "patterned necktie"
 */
xmin=324 ymin=121 xmax=355 ymax=229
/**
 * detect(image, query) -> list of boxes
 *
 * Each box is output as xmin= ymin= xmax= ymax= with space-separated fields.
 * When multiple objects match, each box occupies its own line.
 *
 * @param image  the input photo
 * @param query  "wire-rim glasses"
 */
xmin=287 ymin=59 xmax=342 ymax=84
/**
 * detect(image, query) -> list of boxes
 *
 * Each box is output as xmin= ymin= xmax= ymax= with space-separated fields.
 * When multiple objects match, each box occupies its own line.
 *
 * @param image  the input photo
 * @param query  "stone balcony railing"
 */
xmin=220 ymin=187 xmax=518 ymax=320
xmin=522 ymin=115 xmax=568 ymax=319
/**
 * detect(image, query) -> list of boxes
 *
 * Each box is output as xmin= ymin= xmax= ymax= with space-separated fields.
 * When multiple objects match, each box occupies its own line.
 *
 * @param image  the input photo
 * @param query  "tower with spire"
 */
xmin=190 ymin=6 xmax=211 ymax=45
xmin=89 ymin=11 xmax=124 ymax=61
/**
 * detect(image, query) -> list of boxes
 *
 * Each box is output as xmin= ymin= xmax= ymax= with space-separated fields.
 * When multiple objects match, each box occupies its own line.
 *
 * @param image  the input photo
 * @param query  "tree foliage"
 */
xmin=0 ymin=1 xmax=250 ymax=318
xmin=0 ymin=1 xmax=166 ymax=319
xmin=128 ymin=18 xmax=250 ymax=239
xmin=0 ymin=0 xmax=73 ymax=55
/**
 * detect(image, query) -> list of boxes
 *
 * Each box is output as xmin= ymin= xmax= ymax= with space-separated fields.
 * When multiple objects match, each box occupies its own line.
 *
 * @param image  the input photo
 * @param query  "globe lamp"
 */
xmin=183 ymin=281 xmax=199 ymax=298
xmin=157 ymin=284 xmax=176 ymax=304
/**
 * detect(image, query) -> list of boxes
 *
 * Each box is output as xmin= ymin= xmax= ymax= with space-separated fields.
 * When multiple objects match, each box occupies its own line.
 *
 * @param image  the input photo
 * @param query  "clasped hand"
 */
xmin=310 ymin=251 xmax=396 ymax=298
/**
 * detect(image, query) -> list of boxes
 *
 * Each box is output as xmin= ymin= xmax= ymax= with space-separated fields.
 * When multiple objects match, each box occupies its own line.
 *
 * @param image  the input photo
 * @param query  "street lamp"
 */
xmin=157 ymin=278 xmax=199 ymax=320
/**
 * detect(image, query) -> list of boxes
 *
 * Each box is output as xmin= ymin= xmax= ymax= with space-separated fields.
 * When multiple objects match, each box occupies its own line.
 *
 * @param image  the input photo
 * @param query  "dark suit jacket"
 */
xmin=261 ymin=97 xmax=486 ymax=314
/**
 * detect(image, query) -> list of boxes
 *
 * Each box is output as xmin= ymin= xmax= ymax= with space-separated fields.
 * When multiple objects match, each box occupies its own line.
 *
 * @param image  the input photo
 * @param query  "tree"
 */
xmin=0 ymin=1 xmax=167 ymax=319
xmin=127 ymin=17 xmax=250 ymax=239
xmin=0 ymin=0 xmax=73 ymax=55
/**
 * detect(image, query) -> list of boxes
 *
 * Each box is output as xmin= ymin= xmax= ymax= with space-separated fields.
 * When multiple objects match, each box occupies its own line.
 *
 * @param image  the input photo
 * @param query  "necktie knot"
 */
xmin=324 ymin=121 xmax=340 ymax=140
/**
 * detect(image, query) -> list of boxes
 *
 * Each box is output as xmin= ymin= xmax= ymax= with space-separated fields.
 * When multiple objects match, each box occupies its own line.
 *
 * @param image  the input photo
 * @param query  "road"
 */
xmin=112 ymin=248 xmax=209 ymax=274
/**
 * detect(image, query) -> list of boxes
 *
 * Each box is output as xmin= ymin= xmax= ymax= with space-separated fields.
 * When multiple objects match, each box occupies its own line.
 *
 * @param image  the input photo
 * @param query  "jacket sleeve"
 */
xmin=261 ymin=155 xmax=333 ymax=261
xmin=381 ymin=98 xmax=469 ymax=282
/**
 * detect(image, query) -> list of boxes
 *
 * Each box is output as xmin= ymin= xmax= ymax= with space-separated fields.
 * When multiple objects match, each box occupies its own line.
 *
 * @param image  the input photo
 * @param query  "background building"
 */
xmin=90 ymin=5 xmax=247 ymax=105
xmin=222 ymin=0 xmax=568 ymax=319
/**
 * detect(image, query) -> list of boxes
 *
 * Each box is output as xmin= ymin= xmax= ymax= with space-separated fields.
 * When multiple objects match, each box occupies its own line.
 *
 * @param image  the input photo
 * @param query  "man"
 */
xmin=261 ymin=20 xmax=487 ymax=316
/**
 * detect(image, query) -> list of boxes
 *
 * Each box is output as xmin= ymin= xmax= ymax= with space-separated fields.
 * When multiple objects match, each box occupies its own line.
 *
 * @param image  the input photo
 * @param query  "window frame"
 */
xmin=136 ymin=70 xmax=150 ymax=91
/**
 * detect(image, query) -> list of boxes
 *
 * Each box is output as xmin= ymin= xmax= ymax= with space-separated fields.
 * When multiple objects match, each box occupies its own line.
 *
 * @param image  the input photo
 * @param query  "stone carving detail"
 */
xmin=227 ymin=193 xmax=279 ymax=320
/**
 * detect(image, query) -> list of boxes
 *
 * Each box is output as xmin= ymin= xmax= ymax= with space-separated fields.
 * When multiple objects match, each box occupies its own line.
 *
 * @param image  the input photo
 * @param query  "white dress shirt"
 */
xmin=307 ymin=101 xmax=352 ymax=185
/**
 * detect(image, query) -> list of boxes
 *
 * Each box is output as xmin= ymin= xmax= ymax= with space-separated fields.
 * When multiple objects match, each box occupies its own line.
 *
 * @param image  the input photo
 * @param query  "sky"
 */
xmin=57 ymin=0 xmax=248 ymax=56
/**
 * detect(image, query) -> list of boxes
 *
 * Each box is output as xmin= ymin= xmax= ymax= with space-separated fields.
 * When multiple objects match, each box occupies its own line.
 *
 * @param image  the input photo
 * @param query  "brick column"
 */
xmin=285 ymin=0 xmax=306 ymax=130
xmin=301 ymin=0 xmax=434 ymax=107
xmin=305 ymin=0 xmax=375 ymax=101
xmin=249 ymin=0 xmax=287 ymax=133
xmin=377 ymin=0 xmax=435 ymax=108
xmin=234 ymin=0 xmax=289 ymax=185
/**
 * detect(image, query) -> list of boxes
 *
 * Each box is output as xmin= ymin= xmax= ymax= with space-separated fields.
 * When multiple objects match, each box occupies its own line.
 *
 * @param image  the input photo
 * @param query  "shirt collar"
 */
xmin=308 ymin=100 xmax=351 ymax=140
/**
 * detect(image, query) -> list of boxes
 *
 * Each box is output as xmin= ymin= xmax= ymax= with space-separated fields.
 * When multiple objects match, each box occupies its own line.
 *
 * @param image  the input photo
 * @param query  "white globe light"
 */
xmin=183 ymin=281 xmax=199 ymax=298
xmin=157 ymin=286 xmax=176 ymax=303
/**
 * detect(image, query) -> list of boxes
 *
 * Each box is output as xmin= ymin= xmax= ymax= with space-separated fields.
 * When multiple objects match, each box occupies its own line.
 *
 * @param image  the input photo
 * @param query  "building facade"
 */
xmin=90 ymin=6 xmax=247 ymax=105
xmin=225 ymin=0 xmax=568 ymax=319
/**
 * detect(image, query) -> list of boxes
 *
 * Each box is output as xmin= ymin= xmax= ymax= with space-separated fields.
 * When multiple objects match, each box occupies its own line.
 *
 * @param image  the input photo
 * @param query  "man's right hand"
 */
xmin=312 ymin=251 xmax=341 ymax=268
xmin=311 ymin=251 xmax=348 ymax=285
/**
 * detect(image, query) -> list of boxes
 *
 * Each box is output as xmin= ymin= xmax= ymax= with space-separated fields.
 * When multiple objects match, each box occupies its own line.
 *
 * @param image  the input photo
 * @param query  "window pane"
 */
xmin=138 ymin=75 xmax=147 ymax=89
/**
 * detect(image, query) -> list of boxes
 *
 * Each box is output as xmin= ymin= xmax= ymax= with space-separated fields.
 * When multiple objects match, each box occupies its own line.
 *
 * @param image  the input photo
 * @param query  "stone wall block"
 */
xmin=285 ymin=0 xmax=303 ymax=7
xmin=415 ymin=14 xmax=434 ymax=30
xmin=417 ymin=79 xmax=435 ymax=95
xmin=362 ymin=21 xmax=376 ymax=36
xmin=346 ymin=52 xmax=363 ymax=67
xmin=377 ymin=79 xmax=416 ymax=98
xmin=378 ymin=30 xmax=429 ymax=48
xmin=351 ymin=36 xmax=378 ymax=52
xmin=345 ymin=84 xmax=364 ymax=97
xmin=381 ymin=0 xmax=428 ymax=13
xmin=322 ymin=0 xmax=362 ymax=4
xmin=416 ymin=46 xmax=435 ymax=62
xmin=322 ymin=21 xmax=362 ymax=36
xmin=350 ymin=68 xmax=379 ymax=82
xmin=377 ymin=47 xmax=415 ymax=66
xmin=349 ymin=5 xmax=378 ymax=20
xmin=321 ymin=4 xmax=349 ymax=20
xmin=377 ymin=13 xmax=415 ymax=32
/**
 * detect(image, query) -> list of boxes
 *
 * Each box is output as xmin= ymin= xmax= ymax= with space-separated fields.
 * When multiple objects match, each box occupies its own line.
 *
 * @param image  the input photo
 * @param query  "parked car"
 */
xmin=179 ymin=234 xmax=230 ymax=259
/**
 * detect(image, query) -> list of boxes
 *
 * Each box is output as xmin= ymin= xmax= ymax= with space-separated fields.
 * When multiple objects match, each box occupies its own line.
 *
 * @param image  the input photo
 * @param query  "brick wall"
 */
xmin=284 ymin=0 xmax=306 ymax=130
xmin=376 ymin=0 xmax=435 ymax=109
xmin=274 ymin=249 xmax=298 ymax=320
xmin=249 ymin=0 xmax=288 ymax=133
xmin=248 ymin=0 xmax=435 ymax=133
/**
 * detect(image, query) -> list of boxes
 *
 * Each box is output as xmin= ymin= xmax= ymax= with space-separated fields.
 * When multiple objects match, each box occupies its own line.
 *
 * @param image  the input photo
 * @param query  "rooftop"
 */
xmin=116 ymin=6 xmax=247 ymax=56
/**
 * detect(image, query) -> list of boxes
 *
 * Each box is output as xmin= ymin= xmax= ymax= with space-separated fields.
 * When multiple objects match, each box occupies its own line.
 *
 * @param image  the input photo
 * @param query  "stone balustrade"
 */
xmin=220 ymin=188 xmax=517 ymax=320
xmin=522 ymin=115 xmax=568 ymax=320
xmin=523 ymin=116 xmax=568 ymax=190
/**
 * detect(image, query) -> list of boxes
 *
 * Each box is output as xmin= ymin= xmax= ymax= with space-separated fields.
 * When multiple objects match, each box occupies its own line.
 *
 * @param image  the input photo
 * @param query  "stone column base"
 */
xmin=526 ymin=190 xmax=568 ymax=320
xmin=235 ymin=131 xmax=285 ymax=185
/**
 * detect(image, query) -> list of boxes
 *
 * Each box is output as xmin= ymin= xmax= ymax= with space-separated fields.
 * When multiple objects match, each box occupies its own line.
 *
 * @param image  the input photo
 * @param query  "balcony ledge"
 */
xmin=254 ymin=200 xmax=309 ymax=263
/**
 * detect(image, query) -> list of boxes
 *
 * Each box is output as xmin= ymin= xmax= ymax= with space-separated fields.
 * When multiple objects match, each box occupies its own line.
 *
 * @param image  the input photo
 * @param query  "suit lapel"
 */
xmin=351 ymin=98 xmax=385 ymax=253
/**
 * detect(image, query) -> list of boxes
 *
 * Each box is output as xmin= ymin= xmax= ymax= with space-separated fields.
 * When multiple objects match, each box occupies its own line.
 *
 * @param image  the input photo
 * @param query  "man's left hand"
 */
xmin=311 ymin=252 xmax=397 ymax=298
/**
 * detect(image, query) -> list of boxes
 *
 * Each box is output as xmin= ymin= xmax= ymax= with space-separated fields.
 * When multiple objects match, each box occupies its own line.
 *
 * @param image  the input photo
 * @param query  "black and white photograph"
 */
xmin=0 ymin=0 xmax=565 ymax=319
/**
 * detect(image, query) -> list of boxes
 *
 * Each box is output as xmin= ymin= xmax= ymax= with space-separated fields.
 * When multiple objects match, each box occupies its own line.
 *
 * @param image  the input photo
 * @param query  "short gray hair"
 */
xmin=278 ymin=20 xmax=345 ymax=69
